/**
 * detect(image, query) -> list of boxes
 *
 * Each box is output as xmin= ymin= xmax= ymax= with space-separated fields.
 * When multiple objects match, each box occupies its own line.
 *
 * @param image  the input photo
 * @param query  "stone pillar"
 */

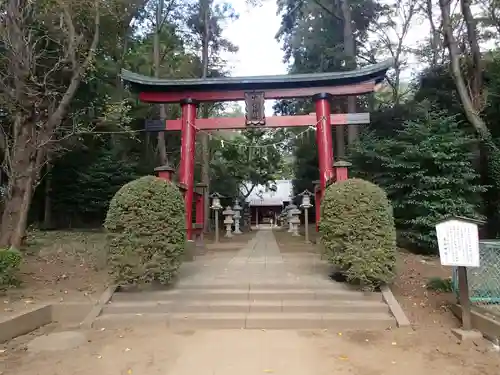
xmin=209 ymin=193 xmax=223 ymax=244
xmin=223 ymin=206 xmax=235 ymax=238
xmin=287 ymin=205 xmax=297 ymax=233
xmin=233 ymin=200 xmax=242 ymax=234
xmin=195 ymin=183 xmax=207 ymax=238
xmin=313 ymin=180 xmax=321 ymax=232
xmin=300 ymin=191 xmax=313 ymax=244
xmin=290 ymin=207 xmax=301 ymax=236
xmin=290 ymin=216 xmax=300 ymax=236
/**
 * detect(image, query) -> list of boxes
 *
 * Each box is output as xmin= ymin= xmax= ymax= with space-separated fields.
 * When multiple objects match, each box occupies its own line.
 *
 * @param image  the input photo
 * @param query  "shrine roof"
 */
xmin=243 ymin=180 xmax=293 ymax=207
xmin=121 ymin=59 xmax=393 ymax=93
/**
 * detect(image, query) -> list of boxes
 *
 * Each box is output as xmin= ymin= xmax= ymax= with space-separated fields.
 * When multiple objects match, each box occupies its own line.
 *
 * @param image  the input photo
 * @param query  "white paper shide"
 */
xmin=435 ymin=219 xmax=480 ymax=268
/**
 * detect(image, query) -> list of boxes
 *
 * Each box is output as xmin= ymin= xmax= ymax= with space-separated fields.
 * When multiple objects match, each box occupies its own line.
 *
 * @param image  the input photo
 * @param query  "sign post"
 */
xmin=435 ymin=216 xmax=482 ymax=334
xmin=457 ymin=266 xmax=472 ymax=330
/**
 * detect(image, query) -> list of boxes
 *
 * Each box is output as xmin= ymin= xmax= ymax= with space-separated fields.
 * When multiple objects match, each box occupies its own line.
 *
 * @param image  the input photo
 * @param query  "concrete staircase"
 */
xmin=94 ymin=231 xmax=397 ymax=330
xmin=94 ymin=283 xmax=396 ymax=330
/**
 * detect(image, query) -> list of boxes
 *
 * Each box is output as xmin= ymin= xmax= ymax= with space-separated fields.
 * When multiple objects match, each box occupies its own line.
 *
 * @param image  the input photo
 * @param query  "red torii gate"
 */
xmin=121 ymin=60 xmax=392 ymax=240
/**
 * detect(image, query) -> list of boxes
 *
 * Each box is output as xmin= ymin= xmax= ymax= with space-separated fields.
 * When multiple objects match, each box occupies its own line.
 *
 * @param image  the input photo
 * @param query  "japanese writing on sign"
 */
xmin=435 ymin=219 xmax=480 ymax=267
xmin=244 ymin=91 xmax=265 ymax=126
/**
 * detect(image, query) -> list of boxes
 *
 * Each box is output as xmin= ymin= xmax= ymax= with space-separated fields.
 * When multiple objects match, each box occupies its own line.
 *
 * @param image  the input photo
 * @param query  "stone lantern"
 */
xmin=279 ymin=210 xmax=287 ymax=228
xmin=287 ymin=204 xmax=297 ymax=233
xmin=289 ymin=205 xmax=301 ymax=236
xmin=210 ymin=192 xmax=223 ymax=243
xmin=290 ymin=215 xmax=300 ymax=236
xmin=222 ymin=206 xmax=235 ymax=238
xmin=300 ymin=190 xmax=313 ymax=244
xmin=233 ymin=200 xmax=243 ymax=234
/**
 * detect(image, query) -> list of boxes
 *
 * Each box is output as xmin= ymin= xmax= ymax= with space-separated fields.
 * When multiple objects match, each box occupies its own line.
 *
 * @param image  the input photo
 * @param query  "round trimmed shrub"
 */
xmin=319 ymin=178 xmax=396 ymax=289
xmin=104 ymin=176 xmax=186 ymax=286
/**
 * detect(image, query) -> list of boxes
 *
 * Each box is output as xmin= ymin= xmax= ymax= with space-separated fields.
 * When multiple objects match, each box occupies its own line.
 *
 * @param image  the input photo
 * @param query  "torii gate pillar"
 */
xmin=178 ymin=98 xmax=198 ymax=240
xmin=313 ymin=93 xmax=335 ymax=230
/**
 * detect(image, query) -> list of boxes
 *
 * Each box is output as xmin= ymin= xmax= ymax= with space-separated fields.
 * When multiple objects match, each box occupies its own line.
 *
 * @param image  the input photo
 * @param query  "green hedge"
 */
xmin=0 ymin=248 xmax=22 ymax=290
xmin=319 ymin=178 xmax=396 ymax=289
xmin=104 ymin=176 xmax=186 ymax=286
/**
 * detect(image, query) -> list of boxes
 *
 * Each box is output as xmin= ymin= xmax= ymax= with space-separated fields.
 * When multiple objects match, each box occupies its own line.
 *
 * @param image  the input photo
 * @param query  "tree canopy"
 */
xmin=2 ymin=0 xmax=500 ymax=256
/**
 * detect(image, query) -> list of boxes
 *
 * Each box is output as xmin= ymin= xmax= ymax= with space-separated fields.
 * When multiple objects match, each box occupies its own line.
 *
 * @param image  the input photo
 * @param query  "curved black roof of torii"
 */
xmin=121 ymin=59 xmax=393 ymax=93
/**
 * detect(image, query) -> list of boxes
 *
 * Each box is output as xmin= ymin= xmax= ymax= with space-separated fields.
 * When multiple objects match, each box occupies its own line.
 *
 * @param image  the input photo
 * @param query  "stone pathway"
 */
xmin=96 ymin=230 xmax=395 ymax=330
xmin=177 ymin=229 xmax=332 ymax=287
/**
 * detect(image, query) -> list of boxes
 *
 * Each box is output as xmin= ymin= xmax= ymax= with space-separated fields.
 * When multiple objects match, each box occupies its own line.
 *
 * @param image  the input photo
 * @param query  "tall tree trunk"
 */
xmin=0 ymin=0 xmax=100 ymax=248
xmin=12 ymin=140 xmax=47 ymax=248
xmin=154 ymin=0 xmax=168 ymax=165
xmin=0 ymin=118 xmax=36 ymax=247
xmin=0 ymin=62 xmax=98 ymax=248
xmin=425 ymin=0 xmax=440 ymax=66
xmin=460 ymin=0 xmax=483 ymax=110
xmin=0 ymin=176 xmax=31 ymax=248
xmin=1 ymin=127 xmax=49 ymax=249
xmin=439 ymin=0 xmax=488 ymax=136
xmin=200 ymin=0 xmax=211 ymax=232
xmin=340 ymin=0 xmax=358 ymax=147
xmin=11 ymin=168 xmax=35 ymax=249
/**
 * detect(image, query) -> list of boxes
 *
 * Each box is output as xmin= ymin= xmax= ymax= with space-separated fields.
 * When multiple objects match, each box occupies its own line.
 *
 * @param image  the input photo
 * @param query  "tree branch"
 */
xmin=311 ymin=0 xmax=342 ymax=21
xmin=46 ymin=0 xmax=101 ymax=132
xmin=439 ymin=0 xmax=489 ymax=137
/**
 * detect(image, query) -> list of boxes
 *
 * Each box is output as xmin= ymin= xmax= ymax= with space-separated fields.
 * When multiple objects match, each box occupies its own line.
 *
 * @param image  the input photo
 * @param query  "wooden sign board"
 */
xmin=244 ymin=91 xmax=266 ymax=126
xmin=435 ymin=219 xmax=480 ymax=268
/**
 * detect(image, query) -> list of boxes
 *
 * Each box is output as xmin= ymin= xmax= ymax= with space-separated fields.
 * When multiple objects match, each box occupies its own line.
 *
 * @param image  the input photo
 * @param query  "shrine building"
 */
xmin=243 ymin=180 xmax=293 ymax=227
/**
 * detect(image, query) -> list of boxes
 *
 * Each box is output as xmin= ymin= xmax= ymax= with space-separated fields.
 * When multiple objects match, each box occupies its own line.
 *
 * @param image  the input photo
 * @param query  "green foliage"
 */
xmin=291 ymin=132 xmax=318 ymax=194
xmin=286 ymin=105 xmax=418 ymax=195
xmin=0 ymin=249 xmax=22 ymax=290
xmin=413 ymin=65 xmax=464 ymax=119
xmin=481 ymin=53 xmax=500 ymax=237
xmin=275 ymin=0 xmax=383 ymax=194
xmin=20 ymin=0 xmax=240 ymax=234
xmin=426 ymin=277 xmax=453 ymax=293
xmin=350 ymin=110 xmax=486 ymax=253
xmin=210 ymin=129 xmax=284 ymax=197
xmin=277 ymin=0 xmax=381 ymax=70
xmin=411 ymin=58 xmax=500 ymax=238
xmin=319 ymin=178 xmax=397 ymax=290
xmin=104 ymin=176 xmax=186 ymax=286
xmin=48 ymin=146 xmax=145 ymax=226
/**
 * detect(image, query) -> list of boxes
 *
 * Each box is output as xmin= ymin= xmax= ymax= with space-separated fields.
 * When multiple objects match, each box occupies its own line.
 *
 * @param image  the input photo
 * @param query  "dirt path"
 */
xmin=2 ymin=326 xmax=498 ymax=375
xmin=2 ymin=230 xmax=499 ymax=374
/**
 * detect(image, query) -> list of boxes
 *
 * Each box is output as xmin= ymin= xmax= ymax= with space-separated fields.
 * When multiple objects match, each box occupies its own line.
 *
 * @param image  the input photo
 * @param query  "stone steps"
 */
xmin=96 ymin=229 xmax=399 ymax=330
xmin=93 ymin=312 xmax=395 ymax=330
xmin=96 ymin=285 xmax=396 ymax=330
xmin=174 ymin=282 xmax=345 ymax=290
xmin=103 ymin=299 xmax=390 ymax=314
xmin=110 ymin=288 xmax=381 ymax=303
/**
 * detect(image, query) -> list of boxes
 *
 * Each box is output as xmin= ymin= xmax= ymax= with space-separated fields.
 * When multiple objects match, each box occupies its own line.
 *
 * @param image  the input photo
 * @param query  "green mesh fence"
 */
xmin=452 ymin=240 xmax=500 ymax=314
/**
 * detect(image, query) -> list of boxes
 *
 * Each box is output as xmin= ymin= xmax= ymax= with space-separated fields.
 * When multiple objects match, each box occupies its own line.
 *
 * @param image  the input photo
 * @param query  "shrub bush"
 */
xmin=349 ymin=109 xmax=485 ymax=253
xmin=319 ymin=178 xmax=397 ymax=290
xmin=0 ymin=248 xmax=22 ymax=290
xmin=104 ymin=176 xmax=186 ymax=286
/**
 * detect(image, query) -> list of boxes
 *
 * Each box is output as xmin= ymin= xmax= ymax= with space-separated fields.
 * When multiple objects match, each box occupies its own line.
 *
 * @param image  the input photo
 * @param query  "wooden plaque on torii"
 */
xmin=244 ymin=91 xmax=266 ymax=126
